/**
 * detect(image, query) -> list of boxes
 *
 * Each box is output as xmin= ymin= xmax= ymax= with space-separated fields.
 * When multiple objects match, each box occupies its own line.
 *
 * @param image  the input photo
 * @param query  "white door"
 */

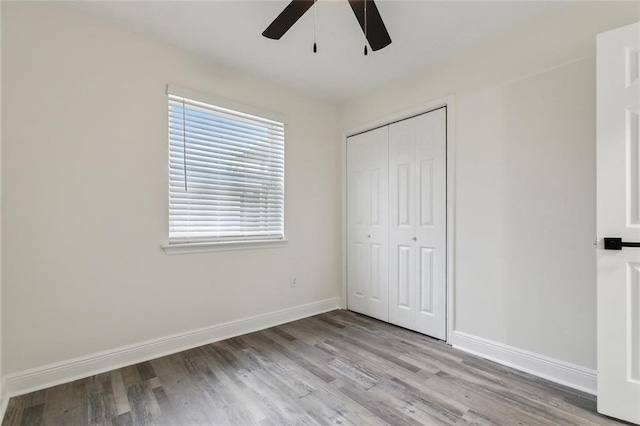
xmin=597 ymin=22 xmax=640 ymax=424
xmin=347 ymin=127 xmax=389 ymax=322
xmin=388 ymin=108 xmax=447 ymax=339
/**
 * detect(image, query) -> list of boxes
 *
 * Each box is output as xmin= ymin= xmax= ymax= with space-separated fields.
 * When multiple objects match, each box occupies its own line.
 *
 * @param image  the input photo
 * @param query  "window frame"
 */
xmin=162 ymin=85 xmax=287 ymax=254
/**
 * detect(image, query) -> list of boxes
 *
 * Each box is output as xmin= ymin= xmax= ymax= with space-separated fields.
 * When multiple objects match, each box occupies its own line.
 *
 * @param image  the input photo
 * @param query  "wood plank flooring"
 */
xmin=2 ymin=310 xmax=626 ymax=425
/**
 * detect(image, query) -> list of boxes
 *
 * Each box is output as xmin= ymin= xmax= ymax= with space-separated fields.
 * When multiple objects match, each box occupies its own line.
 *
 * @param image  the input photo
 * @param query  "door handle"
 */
xmin=604 ymin=237 xmax=640 ymax=250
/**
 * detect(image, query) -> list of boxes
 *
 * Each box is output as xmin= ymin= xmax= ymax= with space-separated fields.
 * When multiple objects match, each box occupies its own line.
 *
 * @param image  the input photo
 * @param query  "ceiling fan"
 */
xmin=262 ymin=0 xmax=392 ymax=54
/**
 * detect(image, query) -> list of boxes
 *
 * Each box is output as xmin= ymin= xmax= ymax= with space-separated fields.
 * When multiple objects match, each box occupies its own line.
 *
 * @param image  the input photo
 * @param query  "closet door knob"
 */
xmin=367 ymin=234 xmax=371 ymax=238
xmin=412 ymin=237 xmax=417 ymax=241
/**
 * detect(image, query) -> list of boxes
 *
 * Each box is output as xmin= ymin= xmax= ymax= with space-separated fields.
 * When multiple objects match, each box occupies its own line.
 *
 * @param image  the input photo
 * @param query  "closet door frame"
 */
xmin=341 ymin=94 xmax=456 ymax=343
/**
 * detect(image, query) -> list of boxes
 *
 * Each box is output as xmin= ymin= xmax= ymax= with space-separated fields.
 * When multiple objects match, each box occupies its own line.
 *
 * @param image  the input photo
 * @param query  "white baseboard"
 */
xmin=449 ymin=331 xmax=597 ymax=395
xmin=0 ymin=384 xmax=7 ymax=423
xmin=4 ymin=297 xmax=343 ymax=398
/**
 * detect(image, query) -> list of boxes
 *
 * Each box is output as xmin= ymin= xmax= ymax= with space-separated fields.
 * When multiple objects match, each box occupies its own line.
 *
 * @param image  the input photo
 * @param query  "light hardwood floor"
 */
xmin=1 ymin=310 xmax=625 ymax=425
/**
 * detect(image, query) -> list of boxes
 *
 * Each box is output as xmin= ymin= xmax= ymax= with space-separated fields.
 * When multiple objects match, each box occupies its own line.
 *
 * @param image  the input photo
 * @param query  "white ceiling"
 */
xmin=64 ymin=1 xmax=564 ymax=104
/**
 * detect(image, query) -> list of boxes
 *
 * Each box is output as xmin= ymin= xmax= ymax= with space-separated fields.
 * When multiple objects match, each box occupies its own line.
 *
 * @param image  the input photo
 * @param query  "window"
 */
xmin=167 ymin=89 xmax=285 ymax=244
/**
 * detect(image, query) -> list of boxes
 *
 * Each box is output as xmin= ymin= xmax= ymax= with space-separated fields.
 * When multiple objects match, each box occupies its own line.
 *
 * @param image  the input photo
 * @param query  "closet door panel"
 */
xmin=347 ymin=128 xmax=389 ymax=322
xmin=388 ymin=118 xmax=417 ymax=328
xmin=414 ymin=109 xmax=447 ymax=339
xmin=347 ymin=136 xmax=370 ymax=316
xmin=366 ymin=127 xmax=389 ymax=320
xmin=388 ymin=108 xmax=447 ymax=338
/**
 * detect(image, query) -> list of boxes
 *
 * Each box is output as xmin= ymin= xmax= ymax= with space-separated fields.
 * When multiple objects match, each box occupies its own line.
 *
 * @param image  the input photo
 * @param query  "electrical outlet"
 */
xmin=290 ymin=276 xmax=298 ymax=288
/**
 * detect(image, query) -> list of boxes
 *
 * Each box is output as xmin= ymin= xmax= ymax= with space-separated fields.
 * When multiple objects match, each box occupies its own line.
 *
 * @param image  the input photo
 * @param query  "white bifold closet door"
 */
xmin=346 ymin=107 xmax=446 ymax=339
xmin=346 ymin=127 xmax=389 ymax=322
xmin=388 ymin=108 xmax=446 ymax=339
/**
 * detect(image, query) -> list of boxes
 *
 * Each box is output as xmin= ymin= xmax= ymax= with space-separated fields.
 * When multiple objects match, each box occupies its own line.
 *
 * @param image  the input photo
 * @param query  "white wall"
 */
xmin=1 ymin=2 xmax=342 ymax=375
xmin=340 ymin=1 xmax=639 ymax=370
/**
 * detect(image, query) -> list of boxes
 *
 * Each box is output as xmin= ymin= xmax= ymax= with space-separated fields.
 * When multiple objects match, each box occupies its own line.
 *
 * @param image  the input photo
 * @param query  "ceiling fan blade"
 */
xmin=347 ymin=0 xmax=392 ymax=51
xmin=262 ymin=0 xmax=315 ymax=40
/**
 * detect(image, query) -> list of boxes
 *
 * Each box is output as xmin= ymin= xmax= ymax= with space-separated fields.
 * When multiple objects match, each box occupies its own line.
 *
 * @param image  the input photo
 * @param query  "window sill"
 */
xmin=161 ymin=239 xmax=288 ymax=255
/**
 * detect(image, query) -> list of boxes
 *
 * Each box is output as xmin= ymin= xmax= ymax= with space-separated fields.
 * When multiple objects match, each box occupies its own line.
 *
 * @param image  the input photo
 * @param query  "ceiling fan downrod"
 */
xmin=364 ymin=0 xmax=368 ymax=55
xmin=313 ymin=0 xmax=318 ymax=53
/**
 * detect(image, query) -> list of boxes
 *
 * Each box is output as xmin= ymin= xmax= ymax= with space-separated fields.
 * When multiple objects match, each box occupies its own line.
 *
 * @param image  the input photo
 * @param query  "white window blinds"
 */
xmin=168 ymin=92 xmax=285 ymax=243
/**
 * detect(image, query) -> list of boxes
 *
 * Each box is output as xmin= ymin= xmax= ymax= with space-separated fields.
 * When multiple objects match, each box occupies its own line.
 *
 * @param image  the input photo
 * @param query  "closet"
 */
xmin=346 ymin=107 xmax=447 ymax=340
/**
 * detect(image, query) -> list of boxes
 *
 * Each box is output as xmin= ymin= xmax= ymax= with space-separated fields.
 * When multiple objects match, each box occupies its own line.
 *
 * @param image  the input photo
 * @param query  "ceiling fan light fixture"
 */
xmin=262 ymin=0 xmax=391 ymax=54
